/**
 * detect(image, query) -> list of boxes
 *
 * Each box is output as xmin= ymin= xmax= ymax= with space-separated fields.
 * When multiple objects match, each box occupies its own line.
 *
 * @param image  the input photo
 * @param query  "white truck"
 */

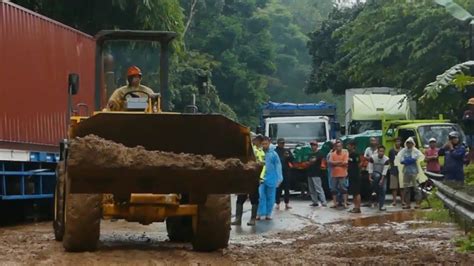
xmin=345 ymin=87 xmax=416 ymax=135
xmin=259 ymin=101 xmax=339 ymax=148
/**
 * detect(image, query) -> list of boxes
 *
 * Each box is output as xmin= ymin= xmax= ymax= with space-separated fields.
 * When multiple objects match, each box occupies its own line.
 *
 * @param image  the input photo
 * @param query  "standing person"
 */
xmin=361 ymin=137 xmax=379 ymax=200
xmin=307 ymin=141 xmax=328 ymax=207
xmin=347 ymin=140 xmax=362 ymax=213
xmin=364 ymin=137 xmax=379 ymax=161
xmin=275 ymin=138 xmax=293 ymax=210
xmin=368 ymin=146 xmax=390 ymax=211
xmin=322 ymin=141 xmax=334 ymax=202
xmin=388 ymin=138 xmax=404 ymax=206
xmin=328 ymin=142 xmax=349 ymax=208
xmin=396 ymin=137 xmax=424 ymax=209
xmin=258 ymin=137 xmax=283 ymax=220
xmin=425 ymin=138 xmax=441 ymax=174
xmin=439 ymin=132 xmax=466 ymax=183
xmin=231 ymin=134 xmax=264 ymax=226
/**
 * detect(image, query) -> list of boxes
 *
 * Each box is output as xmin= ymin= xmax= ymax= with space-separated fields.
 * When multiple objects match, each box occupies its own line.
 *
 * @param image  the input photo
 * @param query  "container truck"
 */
xmin=0 ymin=0 xmax=95 ymax=221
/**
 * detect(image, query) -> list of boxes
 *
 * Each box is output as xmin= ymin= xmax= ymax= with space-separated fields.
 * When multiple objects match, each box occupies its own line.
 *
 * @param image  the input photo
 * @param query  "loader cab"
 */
xmin=95 ymin=30 xmax=177 ymax=112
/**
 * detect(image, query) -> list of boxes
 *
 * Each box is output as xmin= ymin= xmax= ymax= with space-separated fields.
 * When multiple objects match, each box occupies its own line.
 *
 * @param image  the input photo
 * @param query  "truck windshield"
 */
xmin=349 ymin=120 xmax=382 ymax=135
xmin=268 ymin=122 xmax=327 ymax=143
xmin=417 ymin=124 xmax=465 ymax=148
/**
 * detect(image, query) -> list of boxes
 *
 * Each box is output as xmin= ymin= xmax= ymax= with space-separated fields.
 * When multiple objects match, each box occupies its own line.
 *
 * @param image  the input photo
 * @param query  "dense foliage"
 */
xmin=307 ymin=0 xmax=474 ymax=117
xmin=14 ymin=0 xmax=340 ymax=126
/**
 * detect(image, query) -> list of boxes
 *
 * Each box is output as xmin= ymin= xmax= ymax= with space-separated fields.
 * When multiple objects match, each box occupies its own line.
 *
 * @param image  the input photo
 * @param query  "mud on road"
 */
xmin=0 ymin=218 xmax=473 ymax=265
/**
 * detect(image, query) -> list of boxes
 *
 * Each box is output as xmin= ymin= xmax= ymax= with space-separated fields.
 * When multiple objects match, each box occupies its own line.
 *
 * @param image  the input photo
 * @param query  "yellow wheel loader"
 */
xmin=52 ymin=30 xmax=261 ymax=252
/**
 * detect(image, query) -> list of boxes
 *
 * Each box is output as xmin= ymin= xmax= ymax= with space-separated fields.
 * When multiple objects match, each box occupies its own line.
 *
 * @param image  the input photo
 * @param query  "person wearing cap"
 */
xmin=275 ymin=138 xmax=294 ymax=210
xmin=395 ymin=137 xmax=425 ymax=209
xmin=307 ymin=141 xmax=327 ymax=207
xmin=231 ymin=134 xmax=264 ymax=226
xmin=425 ymin=138 xmax=440 ymax=174
xmin=439 ymin=131 xmax=466 ymax=183
xmin=106 ymin=65 xmax=154 ymax=111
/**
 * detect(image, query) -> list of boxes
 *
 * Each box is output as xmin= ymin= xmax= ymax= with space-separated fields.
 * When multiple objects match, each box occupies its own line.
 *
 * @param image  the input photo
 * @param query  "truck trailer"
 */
xmin=0 ymin=0 xmax=95 ymax=221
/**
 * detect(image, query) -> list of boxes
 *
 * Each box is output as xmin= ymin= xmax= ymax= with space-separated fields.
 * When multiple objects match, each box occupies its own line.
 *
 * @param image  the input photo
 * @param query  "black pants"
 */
xmin=276 ymin=175 xmax=290 ymax=204
xmin=236 ymin=192 xmax=259 ymax=205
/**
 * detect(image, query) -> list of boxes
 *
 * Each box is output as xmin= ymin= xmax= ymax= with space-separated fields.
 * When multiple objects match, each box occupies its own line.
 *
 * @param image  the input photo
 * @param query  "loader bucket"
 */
xmin=67 ymin=112 xmax=261 ymax=195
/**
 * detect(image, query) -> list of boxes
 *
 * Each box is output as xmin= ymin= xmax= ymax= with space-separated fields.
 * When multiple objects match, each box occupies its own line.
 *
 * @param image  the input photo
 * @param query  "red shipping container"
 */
xmin=0 ymin=0 xmax=96 ymax=152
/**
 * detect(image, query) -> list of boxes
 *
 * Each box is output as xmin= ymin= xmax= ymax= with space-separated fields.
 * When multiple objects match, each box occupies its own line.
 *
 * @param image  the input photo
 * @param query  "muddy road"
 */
xmin=1 ymin=198 xmax=473 ymax=265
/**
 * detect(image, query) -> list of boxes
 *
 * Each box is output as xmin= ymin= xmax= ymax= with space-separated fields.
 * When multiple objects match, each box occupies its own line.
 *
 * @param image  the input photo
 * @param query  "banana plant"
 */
xmin=421 ymin=61 xmax=474 ymax=100
xmin=434 ymin=0 xmax=474 ymax=23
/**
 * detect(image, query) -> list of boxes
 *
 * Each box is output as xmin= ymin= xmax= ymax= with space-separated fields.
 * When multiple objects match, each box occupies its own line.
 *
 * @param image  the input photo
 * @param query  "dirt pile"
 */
xmin=68 ymin=135 xmax=260 ymax=171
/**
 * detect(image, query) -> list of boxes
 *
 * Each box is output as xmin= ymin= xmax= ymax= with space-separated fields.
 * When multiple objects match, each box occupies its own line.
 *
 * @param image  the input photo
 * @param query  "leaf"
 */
xmin=421 ymin=61 xmax=474 ymax=100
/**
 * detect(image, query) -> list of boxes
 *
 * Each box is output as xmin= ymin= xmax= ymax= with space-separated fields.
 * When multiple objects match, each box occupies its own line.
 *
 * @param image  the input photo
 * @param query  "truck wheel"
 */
xmin=166 ymin=216 xmax=193 ymax=242
xmin=192 ymin=194 xmax=231 ymax=252
xmin=53 ymin=162 xmax=65 ymax=241
xmin=62 ymin=175 xmax=102 ymax=252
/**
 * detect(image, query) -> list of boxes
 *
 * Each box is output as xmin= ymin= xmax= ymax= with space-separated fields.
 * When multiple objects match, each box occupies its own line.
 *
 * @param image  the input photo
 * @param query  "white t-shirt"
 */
xmin=364 ymin=147 xmax=377 ymax=159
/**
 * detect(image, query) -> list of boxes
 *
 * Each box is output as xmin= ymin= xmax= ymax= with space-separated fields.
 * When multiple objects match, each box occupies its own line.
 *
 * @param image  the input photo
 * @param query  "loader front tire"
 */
xmin=53 ymin=162 xmax=65 ymax=241
xmin=62 ymin=176 xmax=102 ymax=252
xmin=192 ymin=194 xmax=231 ymax=252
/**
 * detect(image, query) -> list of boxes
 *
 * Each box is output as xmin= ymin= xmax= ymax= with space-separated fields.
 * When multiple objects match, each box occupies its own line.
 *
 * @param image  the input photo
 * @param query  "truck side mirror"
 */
xmin=68 ymin=73 xmax=80 ymax=95
xmin=256 ymin=125 xmax=263 ymax=135
xmin=197 ymin=75 xmax=208 ymax=95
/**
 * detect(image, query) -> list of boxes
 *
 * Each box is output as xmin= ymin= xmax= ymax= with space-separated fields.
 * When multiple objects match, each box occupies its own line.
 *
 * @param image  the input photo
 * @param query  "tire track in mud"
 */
xmin=1 ymin=216 xmax=473 ymax=265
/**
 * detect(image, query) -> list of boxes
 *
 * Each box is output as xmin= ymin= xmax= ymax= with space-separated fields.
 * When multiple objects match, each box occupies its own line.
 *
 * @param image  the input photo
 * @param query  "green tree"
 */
xmin=307 ymin=0 xmax=474 ymax=117
xmin=183 ymin=0 xmax=275 ymax=126
xmin=13 ymin=0 xmax=236 ymax=118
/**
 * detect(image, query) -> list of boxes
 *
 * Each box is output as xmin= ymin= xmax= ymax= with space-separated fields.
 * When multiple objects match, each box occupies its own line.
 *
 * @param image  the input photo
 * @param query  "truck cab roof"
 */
xmin=264 ymin=116 xmax=330 ymax=123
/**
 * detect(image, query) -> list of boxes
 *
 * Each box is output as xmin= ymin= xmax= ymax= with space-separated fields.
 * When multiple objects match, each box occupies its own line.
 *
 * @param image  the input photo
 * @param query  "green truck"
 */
xmin=345 ymin=87 xmax=415 ymax=135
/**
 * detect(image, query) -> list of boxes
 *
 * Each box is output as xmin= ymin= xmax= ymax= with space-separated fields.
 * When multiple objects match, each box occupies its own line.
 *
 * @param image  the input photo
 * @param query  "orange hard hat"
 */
xmin=127 ymin=66 xmax=142 ymax=77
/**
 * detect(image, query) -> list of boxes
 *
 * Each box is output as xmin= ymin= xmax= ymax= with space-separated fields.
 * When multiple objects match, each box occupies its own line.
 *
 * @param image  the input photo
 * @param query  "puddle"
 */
xmin=334 ymin=211 xmax=418 ymax=227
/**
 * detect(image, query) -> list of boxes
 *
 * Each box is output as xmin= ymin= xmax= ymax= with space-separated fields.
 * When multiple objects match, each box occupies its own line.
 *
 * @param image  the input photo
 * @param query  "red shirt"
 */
xmin=425 ymin=148 xmax=440 ymax=173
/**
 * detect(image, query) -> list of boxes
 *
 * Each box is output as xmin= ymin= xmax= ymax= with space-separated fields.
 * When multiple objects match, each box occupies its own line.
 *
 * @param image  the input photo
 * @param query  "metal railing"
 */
xmin=432 ymin=179 xmax=474 ymax=227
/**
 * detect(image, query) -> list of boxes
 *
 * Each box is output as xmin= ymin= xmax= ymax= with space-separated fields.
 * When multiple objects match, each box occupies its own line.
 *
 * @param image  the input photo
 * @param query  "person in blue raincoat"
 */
xmin=439 ymin=131 xmax=466 ymax=183
xmin=257 ymin=136 xmax=283 ymax=220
